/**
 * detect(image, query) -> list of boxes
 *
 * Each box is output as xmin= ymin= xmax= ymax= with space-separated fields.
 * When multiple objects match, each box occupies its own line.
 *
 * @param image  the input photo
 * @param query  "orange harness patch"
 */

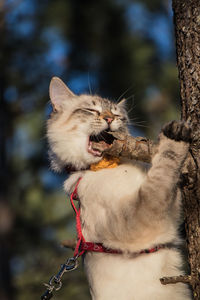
xmin=90 ymin=156 xmax=120 ymax=171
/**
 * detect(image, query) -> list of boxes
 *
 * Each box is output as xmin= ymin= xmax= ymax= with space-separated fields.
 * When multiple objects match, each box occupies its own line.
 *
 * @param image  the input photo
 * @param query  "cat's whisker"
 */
xmin=127 ymin=106 xmax=135 ymax=116
xmin=127 ymin=117 xmax=149 ymax=128
xmin=88 ymin=72 xmax=92 ymax=95
xmin=132 ymin=123 xmax=150 ymax=129
xmin=125 ymin=101 xmax=137 ymax=116
xmin=116 ymin=86 xmax=134 ymax=103
xmin=128 ymin=117 xmax=147 ymax=122
xmin=125 ymin=95 xmax=135 ymax=103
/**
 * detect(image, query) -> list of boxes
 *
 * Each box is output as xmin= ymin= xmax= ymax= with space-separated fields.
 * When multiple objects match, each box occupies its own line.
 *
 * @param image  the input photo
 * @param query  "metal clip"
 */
xmin=66 ymin=256 xmax=79 ymax=270
xmin=41 ymin=256 xmax=79 ymax=299
xmin=41 ymin=284 xmax=54 ymax=300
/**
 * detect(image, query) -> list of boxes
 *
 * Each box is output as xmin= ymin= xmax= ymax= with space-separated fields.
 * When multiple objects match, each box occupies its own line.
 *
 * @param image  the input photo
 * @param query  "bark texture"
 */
xmin=172 ymin=1 xmax=200 ymax=298
xmin=92 ymin=135 xmax=156 ymax=163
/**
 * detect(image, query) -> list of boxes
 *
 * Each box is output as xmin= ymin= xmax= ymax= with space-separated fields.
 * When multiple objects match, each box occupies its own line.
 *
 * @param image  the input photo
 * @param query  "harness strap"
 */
xmin=70 ymin=177 xmax=85 ymax=257
xmin=80 ymin=242 xmax=122 ymax=254
xmin=70 ymin=177 xmax=168 ymax=258
xmin=80 ymin=242 xmax=167 ymax=255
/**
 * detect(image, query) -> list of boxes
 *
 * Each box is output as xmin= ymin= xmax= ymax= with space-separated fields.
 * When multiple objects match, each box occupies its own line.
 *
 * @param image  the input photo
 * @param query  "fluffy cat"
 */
xmin=47 ymin=76 xmax=191 ymax=300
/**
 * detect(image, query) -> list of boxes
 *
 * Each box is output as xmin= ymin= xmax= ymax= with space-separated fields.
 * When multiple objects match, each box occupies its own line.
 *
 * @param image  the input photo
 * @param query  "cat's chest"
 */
xmin=65 ymin=163 xmax=146 ymax=241
xmin=70 ymin=163 xmax=145 ymax=241
xmin=77 ymin=163 xmax=146 ymax=210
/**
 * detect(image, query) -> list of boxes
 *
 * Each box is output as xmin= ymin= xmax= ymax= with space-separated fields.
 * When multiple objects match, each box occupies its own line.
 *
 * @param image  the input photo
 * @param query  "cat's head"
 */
xmin=47 ymin=77 xmax=129 ymax=171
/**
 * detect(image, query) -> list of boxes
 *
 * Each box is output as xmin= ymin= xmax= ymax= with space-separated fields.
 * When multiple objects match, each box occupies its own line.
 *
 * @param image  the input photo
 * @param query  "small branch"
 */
xmin=92 ymin=134 xmax=157 ymax=163
xmin=160 ymin=275 xmax=191 ymax=285
xmin=61 ymin=239 xmax=76 ymax=250
xmin=120 ymin=136 xmax=156 ymax=163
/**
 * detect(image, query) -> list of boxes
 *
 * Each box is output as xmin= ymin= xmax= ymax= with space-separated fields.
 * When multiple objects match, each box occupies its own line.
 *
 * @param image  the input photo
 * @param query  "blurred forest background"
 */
xmin=0 ymin=0 xmax=181 ymax=299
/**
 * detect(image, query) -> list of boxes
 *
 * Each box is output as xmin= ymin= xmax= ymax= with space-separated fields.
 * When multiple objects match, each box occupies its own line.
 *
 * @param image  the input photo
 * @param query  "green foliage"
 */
xmin=0 ymin=0 xmax=180 ymax=299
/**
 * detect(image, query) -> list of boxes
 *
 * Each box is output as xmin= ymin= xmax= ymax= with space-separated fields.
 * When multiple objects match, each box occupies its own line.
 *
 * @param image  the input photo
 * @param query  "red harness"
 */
xmin=70 ymin=177 xmax=166 ymax=258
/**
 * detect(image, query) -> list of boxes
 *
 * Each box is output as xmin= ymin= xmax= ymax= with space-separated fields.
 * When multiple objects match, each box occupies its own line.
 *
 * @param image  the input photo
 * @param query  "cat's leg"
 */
xmin=136 ymin=121 xmax=191 ymax=223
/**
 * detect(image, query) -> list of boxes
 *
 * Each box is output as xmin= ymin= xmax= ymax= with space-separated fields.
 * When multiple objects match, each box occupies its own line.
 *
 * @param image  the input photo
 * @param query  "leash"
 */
xmin=41 ymin=177 xmax=168 ymax=299
xmin=41 ymin=256 xmax=79 ymax=300
xmin=40 ymin=179 xmax=82 ymax=300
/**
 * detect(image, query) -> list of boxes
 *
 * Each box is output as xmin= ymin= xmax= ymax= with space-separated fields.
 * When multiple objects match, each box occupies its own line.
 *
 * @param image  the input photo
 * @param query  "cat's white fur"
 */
xmin=64 ymin=159 xmax=190 ymax=300
xmin=47 ymin=77 xmax=191 ymax=300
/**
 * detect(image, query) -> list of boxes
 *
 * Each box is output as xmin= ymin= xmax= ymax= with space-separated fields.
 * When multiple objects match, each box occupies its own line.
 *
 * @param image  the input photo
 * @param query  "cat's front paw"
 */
xmin=162 ymin=121 xmax=192 ymax=143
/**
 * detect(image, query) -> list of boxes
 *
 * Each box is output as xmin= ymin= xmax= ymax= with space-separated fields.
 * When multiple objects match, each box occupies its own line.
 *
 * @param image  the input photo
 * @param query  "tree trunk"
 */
xmin=172 ymin=1 xmax=200 ymax=299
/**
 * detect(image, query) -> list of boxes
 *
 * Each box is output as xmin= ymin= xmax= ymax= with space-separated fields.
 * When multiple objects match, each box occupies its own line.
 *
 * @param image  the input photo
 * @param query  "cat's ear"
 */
xmin=49 ymin=77 xmax=75 ymax=112
xmin=117 ymin=98 xmax=126 ymax=108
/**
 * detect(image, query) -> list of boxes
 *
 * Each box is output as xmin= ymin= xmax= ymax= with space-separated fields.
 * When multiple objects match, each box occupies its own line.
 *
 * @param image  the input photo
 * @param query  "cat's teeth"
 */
xmin=88 ymin=141 xmax=102 ymax=157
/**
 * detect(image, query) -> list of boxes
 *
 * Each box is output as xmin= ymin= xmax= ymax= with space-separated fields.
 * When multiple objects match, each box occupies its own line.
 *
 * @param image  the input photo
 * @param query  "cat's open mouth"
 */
xmin=88 ymin=131 xmax=115 ymax=157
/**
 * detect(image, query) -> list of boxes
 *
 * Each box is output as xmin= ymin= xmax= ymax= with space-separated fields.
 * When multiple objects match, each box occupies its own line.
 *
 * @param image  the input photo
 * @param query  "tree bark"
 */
xmin=172 ymin=1 xmax=200 ymax=299
xmin=92 ymin=135 xmax=156 ymax=163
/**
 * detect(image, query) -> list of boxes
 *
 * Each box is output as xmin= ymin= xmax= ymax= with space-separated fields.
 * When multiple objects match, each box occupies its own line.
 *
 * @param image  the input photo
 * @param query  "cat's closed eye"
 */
xmin=84 ymin=108 xmax=101 ymax=116
xmin=114 ymin=114 xmax=127 ymax=121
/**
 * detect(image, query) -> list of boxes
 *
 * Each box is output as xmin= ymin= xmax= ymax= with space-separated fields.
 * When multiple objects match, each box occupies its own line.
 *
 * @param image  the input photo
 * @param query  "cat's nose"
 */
xmin=104 ymin=117 xmax=113 ymax=124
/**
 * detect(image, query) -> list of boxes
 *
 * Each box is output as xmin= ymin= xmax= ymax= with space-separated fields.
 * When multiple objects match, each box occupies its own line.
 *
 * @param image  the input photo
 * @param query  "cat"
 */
xmin=47 ymin=76 xmax=192 ymax=300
